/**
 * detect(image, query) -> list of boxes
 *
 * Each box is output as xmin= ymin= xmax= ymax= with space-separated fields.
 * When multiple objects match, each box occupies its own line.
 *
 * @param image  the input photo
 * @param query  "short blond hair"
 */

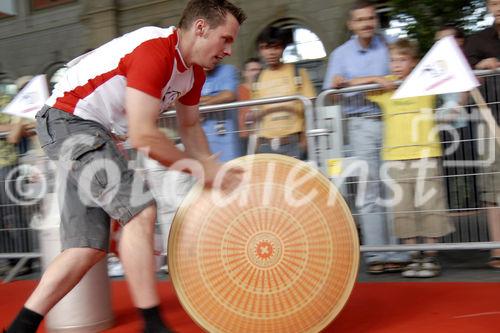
xmin=389 ymin=39 xmax=419 ymax=60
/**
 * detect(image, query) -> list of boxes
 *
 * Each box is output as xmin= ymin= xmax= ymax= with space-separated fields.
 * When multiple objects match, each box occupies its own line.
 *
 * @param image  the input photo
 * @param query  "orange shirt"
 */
xmin=238 ymin=83 xmax=252 ymax=138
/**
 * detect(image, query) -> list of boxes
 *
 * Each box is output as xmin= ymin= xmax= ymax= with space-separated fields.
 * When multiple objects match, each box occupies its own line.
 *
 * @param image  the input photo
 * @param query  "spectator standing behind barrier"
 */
xmin=200 ymin=63 xmax=241 ymax=160
xmin=251 ymin=26 xmax=315 ymax=160
xmin=464 ymin=0 xmax=500 ymax=269
xmin=435 ymin=25 xmax=465 ymax=47
xmin=464 ymin=0 xmax=500 ymax=70
xmin=238 ymin=57 xmax=262 ymax=154
xmin=366 ymin=39 xmax=455 ymax=278
xmin=5 ymin=1 xmax=246 ymax=332
xmin=322 ymin=0 xmax=410 ymax=274
xmin=0 ymin=113 xmax=35 ymax=276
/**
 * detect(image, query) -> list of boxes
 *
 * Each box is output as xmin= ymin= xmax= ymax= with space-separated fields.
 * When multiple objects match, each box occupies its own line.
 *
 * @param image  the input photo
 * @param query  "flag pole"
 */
xmin=470 ymin=87 xmax=500 ymax=146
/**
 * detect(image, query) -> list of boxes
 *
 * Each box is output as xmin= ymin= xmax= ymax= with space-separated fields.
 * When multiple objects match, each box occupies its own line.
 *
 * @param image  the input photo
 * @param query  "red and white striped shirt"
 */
xmin=46 ymin=26 xmax=205 ymax=135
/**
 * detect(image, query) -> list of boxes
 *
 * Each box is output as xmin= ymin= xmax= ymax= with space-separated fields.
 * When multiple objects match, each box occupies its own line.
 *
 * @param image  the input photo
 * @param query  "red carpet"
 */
xmin=1 ymin=280 xmax=499 ymax=332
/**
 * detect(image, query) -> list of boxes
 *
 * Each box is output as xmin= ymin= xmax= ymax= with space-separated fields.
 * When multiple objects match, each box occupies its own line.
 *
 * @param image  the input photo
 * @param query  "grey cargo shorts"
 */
xmin=36 ymin=106 xmax=155 ymax=251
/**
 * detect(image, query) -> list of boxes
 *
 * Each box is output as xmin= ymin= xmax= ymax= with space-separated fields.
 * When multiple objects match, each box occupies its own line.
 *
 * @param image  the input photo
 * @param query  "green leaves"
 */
xmin=387 ymin=0 xmax=487 ymax=54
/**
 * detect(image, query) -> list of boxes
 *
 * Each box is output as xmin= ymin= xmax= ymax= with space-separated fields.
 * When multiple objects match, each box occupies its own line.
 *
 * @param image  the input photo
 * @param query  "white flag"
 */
xmin=392 ymin=36 xmax=479 ymax=99
xmin=0 ymin=0 xmax=16 ymax=15
xmin=1 ymin=75 xmax=49 ymax=119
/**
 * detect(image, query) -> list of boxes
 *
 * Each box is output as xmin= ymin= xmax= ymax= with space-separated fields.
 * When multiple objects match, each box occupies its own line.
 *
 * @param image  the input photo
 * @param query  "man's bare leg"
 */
xmin=119 ymin=204 xmax=171 ymax=332
xmin=119 ymin=204 xmax=159 ymax=307
xmin=26 ymin=248 xmax=105 ymax=314
xmin=6 ymin=248 xmax=105 ymax=332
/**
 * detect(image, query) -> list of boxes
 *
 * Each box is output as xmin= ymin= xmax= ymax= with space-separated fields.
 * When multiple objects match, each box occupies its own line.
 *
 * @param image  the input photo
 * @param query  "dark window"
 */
xmin=31 ymin=0 xmax=75 ymax=11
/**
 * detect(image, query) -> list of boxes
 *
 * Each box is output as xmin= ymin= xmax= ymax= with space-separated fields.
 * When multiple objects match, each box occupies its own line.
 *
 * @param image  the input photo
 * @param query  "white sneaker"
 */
xmin=419 ymin=257 xmax=441 ymax=277
xmin=402 ymin=258 xmax=440 ymax=278
xmin=402 ymin=264 xmax=420 ymax=278
xmin=421 ymin=257 xmax=441 ymax=271
xmin=401 ymin=260 xmax=419 ymax=277
xmin=417 ymin=268 xmax=439 ymax=278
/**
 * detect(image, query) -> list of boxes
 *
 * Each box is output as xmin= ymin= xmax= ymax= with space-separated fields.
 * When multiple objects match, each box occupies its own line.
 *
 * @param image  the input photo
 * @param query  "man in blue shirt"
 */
xmin=323 ymin=0 xmax=409 ymax=273
xmin=200 ymin=63 xmax=241 ymax=160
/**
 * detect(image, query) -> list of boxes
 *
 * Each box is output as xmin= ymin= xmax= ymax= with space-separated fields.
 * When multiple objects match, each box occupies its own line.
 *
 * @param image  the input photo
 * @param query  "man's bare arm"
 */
xmin=175 ymin=100 xmax=244 ymax=191
xmin=175 ymin=101 xmax=213 ymax=160
xmin=199 ymin=90 xmax=236 ymax=106
xmin=346 ymin=76 xmax=395 ymax=90
xmin=126 ymin=88 xmax=243 ymax=190
xmin=126 ymin=87 xmax=190 ymax=167
xmin=475 ymin=57 xmax=499 ymax=70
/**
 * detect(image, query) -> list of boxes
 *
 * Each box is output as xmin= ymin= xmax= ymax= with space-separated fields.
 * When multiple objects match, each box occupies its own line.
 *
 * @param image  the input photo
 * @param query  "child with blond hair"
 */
xmin=350 ymin=39 xmax=455 ymax=277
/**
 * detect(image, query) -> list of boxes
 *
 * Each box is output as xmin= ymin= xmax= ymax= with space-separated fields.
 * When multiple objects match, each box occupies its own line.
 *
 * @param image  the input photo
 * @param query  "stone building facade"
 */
xmin=0 ymin=0 xmax=359 ymax=88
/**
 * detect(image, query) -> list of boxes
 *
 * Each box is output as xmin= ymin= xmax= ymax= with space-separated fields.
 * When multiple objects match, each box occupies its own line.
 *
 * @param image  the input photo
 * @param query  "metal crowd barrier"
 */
xmin=1 ymin=95 xmax=315 ymax=282
xmin=315 ymin=69 xmax=500 ymax=252
xmin=0 ymin=132 xmax=44 ymax=282
xmin=158 ymin=95 xmax=315 ymax=158
xmin=1 ymin=72 xmax=498 ymax=283
xmin=144 ymin=95 xmax=315 ymax=265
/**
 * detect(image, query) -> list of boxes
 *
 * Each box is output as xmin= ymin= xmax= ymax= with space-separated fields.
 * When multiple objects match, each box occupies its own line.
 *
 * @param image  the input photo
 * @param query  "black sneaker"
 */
xmin=143 ymin=323 xmax=176 ymax=333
